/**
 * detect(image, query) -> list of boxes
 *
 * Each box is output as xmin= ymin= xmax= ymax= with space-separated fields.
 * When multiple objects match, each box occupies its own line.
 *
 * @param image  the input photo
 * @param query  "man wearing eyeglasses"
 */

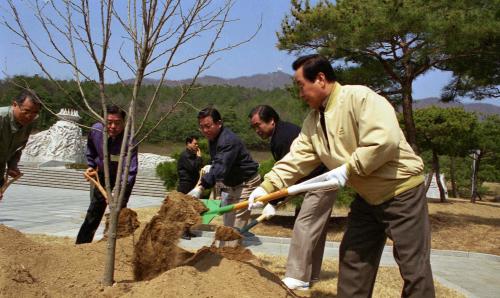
xmin=0 ymin=90 xmax=41 ymax=201
xmin=188 ymin=106 xmax=260 ymax=229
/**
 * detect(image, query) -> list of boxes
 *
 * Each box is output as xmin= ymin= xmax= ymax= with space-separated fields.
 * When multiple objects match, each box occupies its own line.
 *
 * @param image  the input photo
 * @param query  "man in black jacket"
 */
xmin=188 ymin=107 xmax=260 ymax=228
xmin=177 ymin=136 xmax=203 ymax=194
xmin=248 ymin=105 xmax=337 ymax=291
xmin=177 ymin=135 xmax=203 ymax=240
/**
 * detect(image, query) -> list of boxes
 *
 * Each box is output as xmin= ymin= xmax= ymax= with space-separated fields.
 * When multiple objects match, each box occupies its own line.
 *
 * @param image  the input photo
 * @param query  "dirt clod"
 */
xmin=132 ymin=192 xmax=206 ymax=281
xmin=215 ymin=225 xmax=243 ymax=241
xmin=103 ymin=207 xmax=140 ymax=240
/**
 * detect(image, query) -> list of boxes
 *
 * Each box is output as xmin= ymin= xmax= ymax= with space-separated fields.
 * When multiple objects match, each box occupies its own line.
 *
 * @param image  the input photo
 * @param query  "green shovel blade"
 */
xmin=200 ymin=199 xmax=236 ymax=224
xmin=200 ymin=198 xmax=221 ymax=210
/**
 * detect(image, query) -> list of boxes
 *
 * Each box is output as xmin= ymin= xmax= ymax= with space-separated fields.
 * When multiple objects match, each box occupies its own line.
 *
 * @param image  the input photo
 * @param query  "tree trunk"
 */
xmin=424 ymin=170 xmax=434 ymax=194
xmin=103 ymin=203 xmax=119 ymax=285
xmin=450 ymin=156 xmax=458 ymax=198
xmin=432 ymin=150 xmax=446 ymax=202
xmin=401 ymin=84 xmax=419 ymax=154
xmin=470 ymin=150 xmax=481 ymax=203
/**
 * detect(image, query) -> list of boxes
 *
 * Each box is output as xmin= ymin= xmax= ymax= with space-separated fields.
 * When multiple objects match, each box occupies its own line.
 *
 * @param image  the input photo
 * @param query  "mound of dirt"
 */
xmin=114 ymin=255 xmax=296 ymax=298
xmin=132 ymin=192 xmax=207 ymax=281
xmin=0 ymin=191 xmax=299 ymax=297
xmin=103 ymin=208 xmax=140 ymax=240
xmin=0 ymin=224 xmax=115 ymax=297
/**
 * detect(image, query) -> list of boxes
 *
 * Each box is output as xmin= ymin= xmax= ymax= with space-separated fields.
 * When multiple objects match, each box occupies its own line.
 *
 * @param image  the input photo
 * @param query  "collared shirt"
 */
xmin=0 ymin=106 xmax=35 ymax=177
xmin=201 ymin=126 xmax=258 ymax=188
xmin=86 ymin=122 xmax=138 ymax=186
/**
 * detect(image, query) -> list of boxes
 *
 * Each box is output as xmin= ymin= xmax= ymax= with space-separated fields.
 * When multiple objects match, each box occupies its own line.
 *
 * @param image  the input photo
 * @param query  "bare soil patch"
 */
xmin=259 ymin=255 xmax=464 ymax=298
xmin=0 ymin=192 xmax=298 ymax=297
xmin=0 ymin=192 xmax=488 ymax=297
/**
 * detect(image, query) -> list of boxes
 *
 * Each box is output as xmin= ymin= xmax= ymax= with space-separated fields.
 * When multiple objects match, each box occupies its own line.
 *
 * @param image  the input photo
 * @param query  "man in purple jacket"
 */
xmin=75 ymin=105 xmax=138 ymax=244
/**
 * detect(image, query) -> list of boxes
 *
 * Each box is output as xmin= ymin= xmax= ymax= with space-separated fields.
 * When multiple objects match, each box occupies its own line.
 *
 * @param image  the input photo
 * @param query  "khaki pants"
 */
xmin=220 ymin=174 xmax=261 ymax=229
xmin=285 ymin=188 xmax=337 ymax=282
xmin=338 ymin=183 xmax=435 ymax=298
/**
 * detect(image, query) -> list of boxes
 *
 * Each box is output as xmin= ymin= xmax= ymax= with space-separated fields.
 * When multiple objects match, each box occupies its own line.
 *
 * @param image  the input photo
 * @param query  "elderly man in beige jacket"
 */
xmin=248 ymin=54 xmax=435 ymax=298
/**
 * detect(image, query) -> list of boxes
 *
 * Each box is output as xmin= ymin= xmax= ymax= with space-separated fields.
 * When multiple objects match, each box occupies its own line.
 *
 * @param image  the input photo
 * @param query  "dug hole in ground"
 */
xmin=0 ymin=192 xmax=299 ymax=298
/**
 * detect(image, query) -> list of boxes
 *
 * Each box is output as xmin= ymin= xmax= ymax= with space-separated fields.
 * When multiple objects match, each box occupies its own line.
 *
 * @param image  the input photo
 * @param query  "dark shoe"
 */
xmin=187 ymin=230 xmax=197 ymax=238
xmin=181 ymin=231 xmax=191 ymax=240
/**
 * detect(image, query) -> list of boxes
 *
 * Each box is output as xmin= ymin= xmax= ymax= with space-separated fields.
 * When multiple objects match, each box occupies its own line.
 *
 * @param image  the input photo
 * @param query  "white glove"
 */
xmin=248 ymin=186 xmax=268 ymax=210
xmin=262 ymin=203 xmax=276 ymax=219
xmin=187 ymin=185 xmax=204 ymax=199
xmin=325 ymin=164 xmax=348 ymax=187
xmin=201 ymin=165 xmax=211 ymax=175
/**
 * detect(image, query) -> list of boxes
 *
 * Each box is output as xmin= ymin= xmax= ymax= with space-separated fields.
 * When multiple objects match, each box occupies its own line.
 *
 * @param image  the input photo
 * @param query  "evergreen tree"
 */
xmin=278 ymin=0 xmax=500 ymax=151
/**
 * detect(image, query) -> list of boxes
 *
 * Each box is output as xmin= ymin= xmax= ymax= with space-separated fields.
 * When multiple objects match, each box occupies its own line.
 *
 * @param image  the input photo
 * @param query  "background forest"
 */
xmin=1 ymin=75 xmax=499 ymax=201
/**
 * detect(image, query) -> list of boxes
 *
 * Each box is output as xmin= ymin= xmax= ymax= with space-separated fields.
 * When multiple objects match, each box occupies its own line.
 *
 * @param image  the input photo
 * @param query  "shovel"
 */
xmin=0 ymin=172 xmax=23 ymax=200
xmin=196 ymin=166 xmax=222 ymax=211
xmin=239 ymin=203 xmax=277 ymax=234
xmin=200 ymin=179 xmax=338 ymax=224
xmin=83 ymin=169 xmax=109 ymax=203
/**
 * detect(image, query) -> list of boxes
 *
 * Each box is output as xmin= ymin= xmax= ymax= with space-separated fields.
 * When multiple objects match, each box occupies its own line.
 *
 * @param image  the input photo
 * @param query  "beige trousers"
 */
xmin=220 ymin=174 xmax=261 ymax=229
xmin=285 ymin=188 xmax=337 ymax=282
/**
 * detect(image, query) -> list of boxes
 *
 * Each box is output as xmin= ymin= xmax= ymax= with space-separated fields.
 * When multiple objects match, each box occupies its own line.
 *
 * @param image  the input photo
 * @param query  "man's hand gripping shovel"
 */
xmin=83 ymin=168 xmax=109 ymax=203
xmin=195 ymin=165 xmax=221 ymax=212
xmin=200 ymin=171 xmax=338 ymax=225
xmin=0 ymin=172 xmax=23 ymax=201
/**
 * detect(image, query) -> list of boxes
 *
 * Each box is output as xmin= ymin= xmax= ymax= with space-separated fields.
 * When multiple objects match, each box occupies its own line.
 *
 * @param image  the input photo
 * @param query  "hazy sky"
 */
xmin=0 ymin=0 xmax=496 ymax=103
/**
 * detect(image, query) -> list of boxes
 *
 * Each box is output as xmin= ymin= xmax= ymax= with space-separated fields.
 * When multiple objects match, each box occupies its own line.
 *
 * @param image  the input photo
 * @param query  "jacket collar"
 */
xmin=8 ymin=106 xmax=22 ymax=132
xmin=324 ymin=82 xmax=342 ymax=112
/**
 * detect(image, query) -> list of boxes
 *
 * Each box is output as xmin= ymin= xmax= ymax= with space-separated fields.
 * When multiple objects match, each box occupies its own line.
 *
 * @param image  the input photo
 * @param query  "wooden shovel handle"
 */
xmin=0 ymin=173 xmax=23 ymax=195
xmin=83 ymin=172 xmax=108 ymax=202
xmin=232 ymin=189 xmax=289 ymax=211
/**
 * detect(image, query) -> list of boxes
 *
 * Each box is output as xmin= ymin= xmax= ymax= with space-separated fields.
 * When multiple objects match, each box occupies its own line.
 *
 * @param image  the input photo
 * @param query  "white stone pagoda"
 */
xmin=21 ymin=108 xmax=86 ymax=166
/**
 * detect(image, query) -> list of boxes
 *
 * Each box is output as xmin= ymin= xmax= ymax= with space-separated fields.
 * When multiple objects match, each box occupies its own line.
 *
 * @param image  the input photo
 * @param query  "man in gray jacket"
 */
xmin=0 ymin=90 xmax=41 ymax=200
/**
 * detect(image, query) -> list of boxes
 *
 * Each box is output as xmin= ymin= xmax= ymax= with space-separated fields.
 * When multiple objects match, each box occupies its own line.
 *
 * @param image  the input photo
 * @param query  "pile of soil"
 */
xmin=0 ymin=191 xmax=299 ymax=297
xmin=112 ymin=252 xmax=296 ymax=298
xmin=133 ymin=192 xmax=207 ymax=280
xmin=103 ymin=208 xmax=140 ymax=240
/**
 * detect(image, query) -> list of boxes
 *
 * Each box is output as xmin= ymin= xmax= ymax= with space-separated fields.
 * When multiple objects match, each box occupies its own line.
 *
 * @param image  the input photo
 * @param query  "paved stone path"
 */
xmin=0 ymin=184 xmax=163 ymax=237
xmin=1 ymin=184 xmax=499 ymax=298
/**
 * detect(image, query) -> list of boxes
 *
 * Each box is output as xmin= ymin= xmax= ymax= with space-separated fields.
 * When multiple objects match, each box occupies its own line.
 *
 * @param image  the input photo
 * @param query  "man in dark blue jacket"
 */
xmin=76 ymin=105 xmax=138 ymax=244
xmin=249 ymin=105 xmax=336 ymax=291
xmin=188 ymin=107 xmax=260 ymax=228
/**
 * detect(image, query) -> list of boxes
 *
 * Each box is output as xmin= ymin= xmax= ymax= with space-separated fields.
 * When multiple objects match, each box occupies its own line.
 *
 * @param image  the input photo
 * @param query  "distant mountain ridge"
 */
xmin=130 ymin=71 xmax=293 ymax=90
xmin=128 ymin=74 xmax=499 ymax=114
xmin=413 ymin=98 xmax=500 ymax=116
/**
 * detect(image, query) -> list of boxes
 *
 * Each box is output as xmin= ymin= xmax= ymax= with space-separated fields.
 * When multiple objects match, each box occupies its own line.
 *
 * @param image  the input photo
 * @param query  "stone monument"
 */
xmin=138 ymin=153 xmax=175 ymax=176
xmin=425 ymin=173 xmax=449 ymax=200
xmin=21 ymin=108 xmax=86 ymax=166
